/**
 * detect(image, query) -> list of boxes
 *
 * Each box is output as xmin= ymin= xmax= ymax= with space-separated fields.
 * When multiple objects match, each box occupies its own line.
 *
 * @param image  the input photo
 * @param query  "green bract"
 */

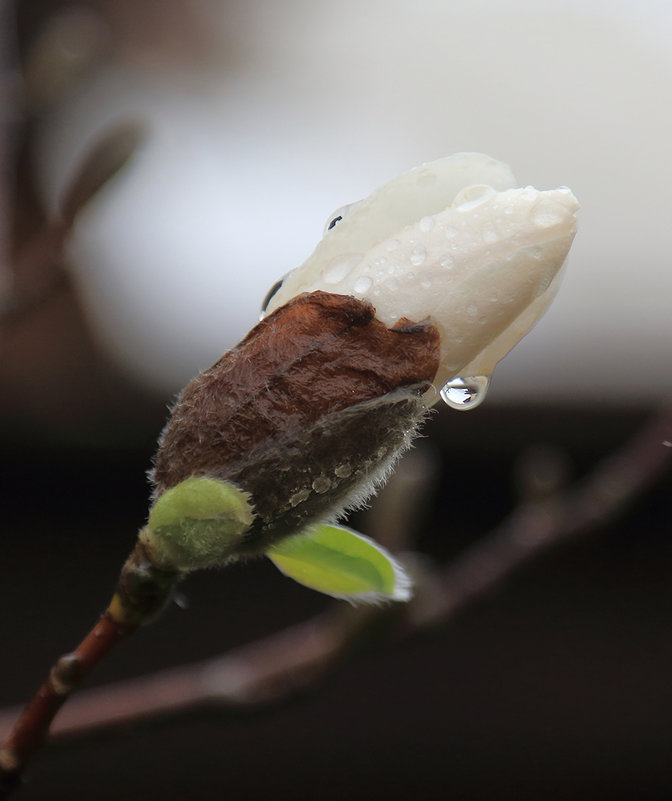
xmin=144 ymin=476 xmax=254 ymax=570
xmin=267 ymin=524 xmax=412 ymax=603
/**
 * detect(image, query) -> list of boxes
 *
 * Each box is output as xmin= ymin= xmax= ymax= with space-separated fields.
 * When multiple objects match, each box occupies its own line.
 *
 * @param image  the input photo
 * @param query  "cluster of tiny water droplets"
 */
xmin=439 ymin=374 xmax=491 ymax=411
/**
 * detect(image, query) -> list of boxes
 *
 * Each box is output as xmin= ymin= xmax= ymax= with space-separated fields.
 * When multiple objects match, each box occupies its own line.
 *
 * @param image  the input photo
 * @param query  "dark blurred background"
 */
xmin=2 ymin=2 xmax=672 ymax=800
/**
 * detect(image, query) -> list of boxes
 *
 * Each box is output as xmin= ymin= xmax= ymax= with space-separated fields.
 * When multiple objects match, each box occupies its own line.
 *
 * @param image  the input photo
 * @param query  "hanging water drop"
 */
xmin=440 ymin=375 xmax=491 ymax=411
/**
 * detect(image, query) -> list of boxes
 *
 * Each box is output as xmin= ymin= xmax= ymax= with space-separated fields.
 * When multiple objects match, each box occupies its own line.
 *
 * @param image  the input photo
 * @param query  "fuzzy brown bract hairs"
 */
xmin=151 ymin=290 xmax=441 ymax=553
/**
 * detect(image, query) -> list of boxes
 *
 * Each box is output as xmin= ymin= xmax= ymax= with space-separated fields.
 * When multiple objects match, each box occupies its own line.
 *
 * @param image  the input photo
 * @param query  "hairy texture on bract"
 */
xmin=151 ymin=291 xmax=440 ymax=551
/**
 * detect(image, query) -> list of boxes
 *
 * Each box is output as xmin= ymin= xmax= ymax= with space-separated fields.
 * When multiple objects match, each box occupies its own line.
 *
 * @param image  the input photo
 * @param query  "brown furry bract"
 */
xmin=151 ymin=291 xmax=440 ymax=553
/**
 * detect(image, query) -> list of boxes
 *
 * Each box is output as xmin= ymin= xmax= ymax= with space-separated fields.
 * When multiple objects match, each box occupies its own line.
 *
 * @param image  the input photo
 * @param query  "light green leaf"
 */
xmin=267 ymin=524 xmax=412 ymax=603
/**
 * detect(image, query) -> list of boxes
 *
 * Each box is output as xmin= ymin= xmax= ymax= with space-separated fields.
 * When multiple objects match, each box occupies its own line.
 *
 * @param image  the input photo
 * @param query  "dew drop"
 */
xmin=410 ymin=244 xmax=427 ymax=266
xmin=444 ymin=226 xmax=458 ymax=240
xmin=531 ymin=201 xmax=565 ymax=229
xmin=483 ymin=225 xmax=499 ymax=244
xmin=323 ymin=255 xmax=361 ymax=284
xmin=386 ymin=239 xmax=401 ymax=252
xmin=312 ymin=475 xmax=332 ymax=494
xmin=386 ymin=278 xmax=399 ymax=292
xmin=466 ymin=302 xmax=478 ymax=318
xmin=440 ymin=254 xmax=454 ymax=269
xmin=289 ymin=488 xmax=311 ymax=507
xmin=420 ymin=278 xmax=432 ymax=290
xmin=334 ymin=464 xmax=353 ymax=478
xmin=419 ymin=216 xmax=435 ymax=233
xmin=417 ymin=170 xmax=438 ymax=186
xmin=535 ymin=274 xmax=552 ymax=296
xmin=353 ymin=275 xmax=373 ymax=295
xmin=440 ymin=375 xmax=491 ymax=411
xmin=452 ymin=184 xmax=496 ymax=212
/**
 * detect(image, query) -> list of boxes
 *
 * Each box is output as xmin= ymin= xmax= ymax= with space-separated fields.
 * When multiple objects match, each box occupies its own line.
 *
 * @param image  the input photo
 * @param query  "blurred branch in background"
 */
xmin=1 ymin=401 xmax=668 ymax=744
xmin=0 ymin=2 xmax=168 ymax=438
xmin=1 ymin=122 xmax=144 ymax=327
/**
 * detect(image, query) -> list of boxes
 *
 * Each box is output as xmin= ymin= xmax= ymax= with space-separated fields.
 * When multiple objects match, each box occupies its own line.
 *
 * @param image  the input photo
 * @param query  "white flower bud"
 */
xmin=266 ymin=152 xmax=578 ymax=403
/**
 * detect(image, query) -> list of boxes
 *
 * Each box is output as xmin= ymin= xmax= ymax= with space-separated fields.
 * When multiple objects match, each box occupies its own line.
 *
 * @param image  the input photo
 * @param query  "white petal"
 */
xmin=266 ymin=154 xmax=578 ymax=394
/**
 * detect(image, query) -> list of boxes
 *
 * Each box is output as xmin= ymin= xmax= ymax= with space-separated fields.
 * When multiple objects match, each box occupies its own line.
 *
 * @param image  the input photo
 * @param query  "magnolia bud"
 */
xmin=151 ymin=153 xmax=578 ymax=560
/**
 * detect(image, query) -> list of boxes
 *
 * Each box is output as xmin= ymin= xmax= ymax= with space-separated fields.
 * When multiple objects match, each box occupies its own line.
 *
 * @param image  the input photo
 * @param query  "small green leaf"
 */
xmin=267 ymin=524 xmax=412 ymax=603
xmin=144 ymin=476 xmax=254 ymax=570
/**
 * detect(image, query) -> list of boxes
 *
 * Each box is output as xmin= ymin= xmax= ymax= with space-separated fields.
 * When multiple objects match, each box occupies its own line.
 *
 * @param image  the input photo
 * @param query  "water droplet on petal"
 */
xmin=386 ymin=239 xmax=401 ymax=252
xmin=419 ymin=216 xmax=435 ymax=233
xmin=531 ymin=200 xmax=565 ymax=229
xmin=483 ymin=225 xmax=499 ymax=244
xmin=440 ymin=375 xmax=491 ymax=411
xmin=444 ymin=226 xmax=458 ymax=240
xmin=535 ymin=274 xmax=553 ymax=297
xmin=353 ymin=275 xmax=373 ymax=295
xmin=410 ymin=244 xmax=427 ymax=266
xmin=417 ymin=170 xmax=438 ymax=186
xmin=466 ymin=303 xmax=478 ymax=318
xmin=323 ymin=255 xmax=361 ymax=284
xmin=452 ymin=184 xmax=496 ymax=212
xmin=420 ymin=279 xmax=432 ymax=290
xmin=440 ymin=255 xmax=454 ymax=269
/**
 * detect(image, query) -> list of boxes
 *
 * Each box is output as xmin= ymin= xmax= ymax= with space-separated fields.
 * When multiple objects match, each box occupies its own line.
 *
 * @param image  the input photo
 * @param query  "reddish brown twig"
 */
xmin=0 ymin=542 xmax=177 ymax=797
xmin=0 ymin=613 xmax=134 ymax=797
